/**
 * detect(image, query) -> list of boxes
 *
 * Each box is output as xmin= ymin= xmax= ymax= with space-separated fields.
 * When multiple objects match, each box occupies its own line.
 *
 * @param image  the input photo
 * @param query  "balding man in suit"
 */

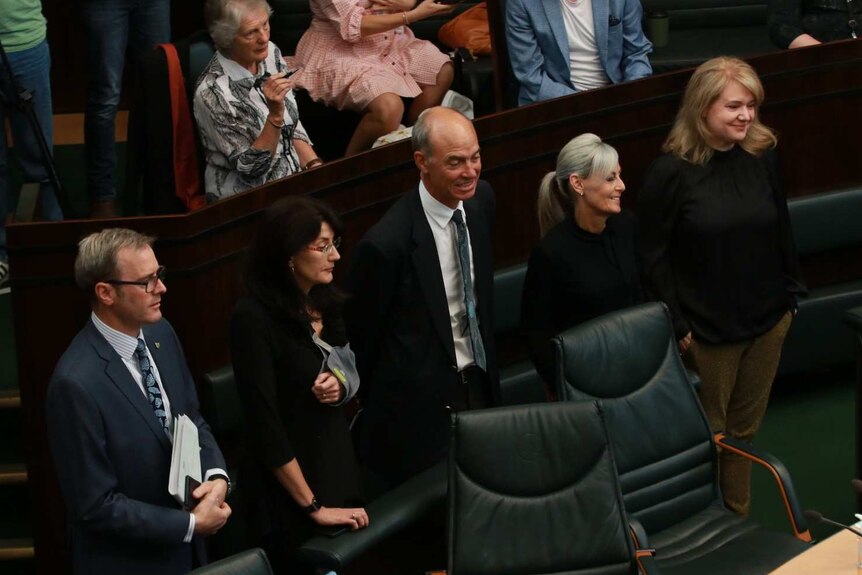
xmin=346 ymin=107 xmax=499 ymax=490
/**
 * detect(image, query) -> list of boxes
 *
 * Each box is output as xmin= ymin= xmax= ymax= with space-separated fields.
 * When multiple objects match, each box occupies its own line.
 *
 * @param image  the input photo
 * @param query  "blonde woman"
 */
xmin=520 ymin=133 xmax=642 ymax=395
xmin=638 ymin=57 xmax=806 ymax=516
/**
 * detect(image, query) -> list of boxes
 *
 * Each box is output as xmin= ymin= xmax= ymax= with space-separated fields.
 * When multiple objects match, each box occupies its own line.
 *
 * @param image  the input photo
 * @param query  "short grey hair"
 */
xmin=411 ymin=108 xmax=434 ymax=155
xmin=205 ymin=0 xmax=274 ymax=53
xmin=75 ymin=228 xmax=155 ymax=301
xmin=411 ymin=107 xmax=473 ymax=157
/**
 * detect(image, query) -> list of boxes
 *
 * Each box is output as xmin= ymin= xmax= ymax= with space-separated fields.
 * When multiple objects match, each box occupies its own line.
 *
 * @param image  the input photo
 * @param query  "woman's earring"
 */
xmin=289 ymin=260 xmax=295 ymax=272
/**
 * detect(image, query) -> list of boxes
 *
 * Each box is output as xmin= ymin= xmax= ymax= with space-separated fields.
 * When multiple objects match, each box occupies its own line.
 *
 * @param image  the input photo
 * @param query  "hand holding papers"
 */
xmin=168 ymin=414 xmax=201 ymax=509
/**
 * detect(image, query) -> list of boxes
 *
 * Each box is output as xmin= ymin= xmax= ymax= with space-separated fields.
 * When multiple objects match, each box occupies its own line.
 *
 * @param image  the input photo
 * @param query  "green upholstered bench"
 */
xmin=778 ymin=187 xmax=862 ymax=376
xmin=641 ymin=0 xmax=778 ymax=73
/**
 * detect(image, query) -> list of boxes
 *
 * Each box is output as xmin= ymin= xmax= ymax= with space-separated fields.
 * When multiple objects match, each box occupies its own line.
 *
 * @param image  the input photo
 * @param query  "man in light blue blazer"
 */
xmin=47 ymin=228 xmax=232 ymax=574
xmin=506 ymin=0 xmax=653 ymax=105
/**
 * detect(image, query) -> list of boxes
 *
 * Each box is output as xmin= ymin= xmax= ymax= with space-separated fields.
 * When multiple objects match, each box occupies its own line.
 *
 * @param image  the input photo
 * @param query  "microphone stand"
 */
xmin=803 ymin=509 xmax=862 ymax=537
xmin=0 ymin=36 xmax=67 ymax=216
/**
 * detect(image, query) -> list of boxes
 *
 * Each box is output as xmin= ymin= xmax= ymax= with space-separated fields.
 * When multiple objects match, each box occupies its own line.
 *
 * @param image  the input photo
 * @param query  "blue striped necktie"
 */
xmin=134 ymin=338 xmax=170 ymax=436
xmin=451 ymin=210 xmax=487 ymax=371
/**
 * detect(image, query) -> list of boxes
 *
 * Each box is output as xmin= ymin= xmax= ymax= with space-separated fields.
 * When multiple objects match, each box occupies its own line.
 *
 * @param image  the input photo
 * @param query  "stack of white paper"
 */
xmin=168 ymin=414 xmax=201 ymax=507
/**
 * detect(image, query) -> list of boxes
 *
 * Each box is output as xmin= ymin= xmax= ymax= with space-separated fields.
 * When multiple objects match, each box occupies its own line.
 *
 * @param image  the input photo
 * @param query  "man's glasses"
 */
xmin=306 ymin=237 xmax=341 ymax=255
xmin=104 ymin=265 xmax=166 ymax=293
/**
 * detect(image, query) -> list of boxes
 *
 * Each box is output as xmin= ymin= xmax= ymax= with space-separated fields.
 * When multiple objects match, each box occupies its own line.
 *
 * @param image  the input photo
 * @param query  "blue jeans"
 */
xmin=82 ymin=0 xmax=170 ymax=202
xmin=0 ymin=38 xmax=63 ymax=263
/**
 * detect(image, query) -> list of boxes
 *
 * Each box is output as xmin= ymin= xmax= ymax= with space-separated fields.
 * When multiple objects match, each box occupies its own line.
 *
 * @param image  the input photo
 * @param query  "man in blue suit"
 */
xmin=505 ymin=0 xmax=653 ymax=105
xmin=47 ymin=228 xmax=231 ymax=574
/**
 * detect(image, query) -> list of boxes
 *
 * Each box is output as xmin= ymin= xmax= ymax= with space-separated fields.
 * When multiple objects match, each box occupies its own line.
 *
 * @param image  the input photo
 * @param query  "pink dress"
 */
xmin=292 ymin=0 xmax=451 ymax=111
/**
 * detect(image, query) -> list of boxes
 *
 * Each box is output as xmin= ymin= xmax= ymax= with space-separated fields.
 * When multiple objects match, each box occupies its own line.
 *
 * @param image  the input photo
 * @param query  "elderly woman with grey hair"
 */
xmin=194 ymin=0 xmax=321 ymax=202
xmin=520 ymin=133 xmax=642 ymax=396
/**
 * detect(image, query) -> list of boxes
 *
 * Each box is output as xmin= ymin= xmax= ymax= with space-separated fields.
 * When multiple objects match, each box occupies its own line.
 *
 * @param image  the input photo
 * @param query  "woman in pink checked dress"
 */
xmin=292 ymin=0 xmax=455 ymax=155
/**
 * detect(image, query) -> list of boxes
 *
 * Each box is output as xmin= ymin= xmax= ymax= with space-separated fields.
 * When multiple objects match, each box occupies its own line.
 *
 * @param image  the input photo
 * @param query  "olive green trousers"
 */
xmin=684 ymin=311 xmax=793 ymax=516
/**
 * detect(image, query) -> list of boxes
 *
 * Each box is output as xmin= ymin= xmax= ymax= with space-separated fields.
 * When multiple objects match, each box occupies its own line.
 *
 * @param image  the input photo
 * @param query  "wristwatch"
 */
xmin=302 ymin=497 xmax=322 ymax=514
xmin=209 ymin=473 xmax=231 ymax=497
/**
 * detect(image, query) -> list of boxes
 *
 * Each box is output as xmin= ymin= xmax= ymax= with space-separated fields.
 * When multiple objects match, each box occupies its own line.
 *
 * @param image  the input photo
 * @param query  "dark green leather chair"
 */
xmin=448 ymin=402 xmax=658 ymax=575
xmin=189 ymin=548 xmax=273 ymax=575
xmin=296 ymin=461 xmax=446 ymax=571
xmin=780 ymin=187 xmax=862 ymax=376
xmin=200 ymin=364 xmax=448 ymax=571
xmin=554 ymin=303 xmax=811 ymax=575
xmin=199 ymin=366 xmax=255 ymax=560
xmin=493 ymin=263 xmax=547 ymax=406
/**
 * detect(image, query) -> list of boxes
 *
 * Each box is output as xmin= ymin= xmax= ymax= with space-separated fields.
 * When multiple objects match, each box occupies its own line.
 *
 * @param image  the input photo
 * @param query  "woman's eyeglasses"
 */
xmin=306 ymin=237 xmax=342 ymax=255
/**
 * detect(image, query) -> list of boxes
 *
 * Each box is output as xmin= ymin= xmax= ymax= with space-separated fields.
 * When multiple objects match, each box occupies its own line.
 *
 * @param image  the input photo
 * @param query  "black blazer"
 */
xmin=345 ymin=181 xmax=499 ymax=485
xmin=46 ymin=319 xmax=225 ymax=575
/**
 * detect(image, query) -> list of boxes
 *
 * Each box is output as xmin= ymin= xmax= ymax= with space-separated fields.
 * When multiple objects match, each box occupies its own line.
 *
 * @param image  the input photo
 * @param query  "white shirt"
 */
xmin=91 ymin=313 xmax=227 ymax=542
xmin=560 ymin=0 xmax=610 ymax=91
xmin=418 ymin=182 xmax=478 ymax=370
xmin=92 ymin=313 xmax=174 ymax=427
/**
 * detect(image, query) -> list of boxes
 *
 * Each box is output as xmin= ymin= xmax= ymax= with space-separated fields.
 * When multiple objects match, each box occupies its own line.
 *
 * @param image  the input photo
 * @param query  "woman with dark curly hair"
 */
xmin=230 ymin=196 xmax=366 ymax=570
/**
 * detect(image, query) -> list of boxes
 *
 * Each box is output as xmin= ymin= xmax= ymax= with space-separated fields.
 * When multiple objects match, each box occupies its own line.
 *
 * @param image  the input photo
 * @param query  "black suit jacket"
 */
xmin=345 ymin=181 xmax=499 ymax=485
xmin=46 ymin=318 xmax=225 ymax=575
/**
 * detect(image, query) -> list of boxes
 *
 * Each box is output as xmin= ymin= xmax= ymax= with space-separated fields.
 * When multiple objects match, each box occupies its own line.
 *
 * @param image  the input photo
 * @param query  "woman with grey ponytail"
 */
xmin=521 ymin=133 xmax=643 ymax=395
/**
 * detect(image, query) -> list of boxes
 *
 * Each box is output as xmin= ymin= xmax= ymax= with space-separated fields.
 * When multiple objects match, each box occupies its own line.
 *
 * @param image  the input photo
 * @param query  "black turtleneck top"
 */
xmin=637 ymin=146 xmax=806 ymax=344
xmin=520 ymin=209 xmax=643 ymax=386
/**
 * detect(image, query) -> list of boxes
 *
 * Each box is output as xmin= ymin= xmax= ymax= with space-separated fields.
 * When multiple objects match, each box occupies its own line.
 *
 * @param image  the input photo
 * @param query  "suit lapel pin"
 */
xmin=155 ymin=342 xmax=160 ymax=349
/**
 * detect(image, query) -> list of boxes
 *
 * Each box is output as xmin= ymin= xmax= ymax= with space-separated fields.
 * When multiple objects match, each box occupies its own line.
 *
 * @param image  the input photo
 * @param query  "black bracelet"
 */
xmin=302 ymin=497 xmax=322 ymax=514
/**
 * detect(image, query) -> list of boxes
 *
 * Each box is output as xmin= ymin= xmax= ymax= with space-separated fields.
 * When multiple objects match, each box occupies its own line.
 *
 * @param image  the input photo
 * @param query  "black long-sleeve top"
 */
xmin=768 ymin=0 xmax=855 ymax=48
xmin=638 ymin=146 xmax=806 ymax=344
xmin=520 ymin=210 xmax=643 ymax=386
xmin=229 ymin=296 xmax=362 ymax=543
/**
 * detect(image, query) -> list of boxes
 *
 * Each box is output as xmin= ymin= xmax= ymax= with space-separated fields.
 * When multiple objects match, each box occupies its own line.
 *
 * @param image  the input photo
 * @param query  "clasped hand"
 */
xmin=312 ymin=371 xmax=343 ymax=405
xmin=192 ymin=478 xmax=232 ymax=535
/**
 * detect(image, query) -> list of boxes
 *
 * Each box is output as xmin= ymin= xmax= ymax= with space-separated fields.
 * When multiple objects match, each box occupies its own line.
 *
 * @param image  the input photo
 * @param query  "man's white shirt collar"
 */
xmin=419 ymin=180 xmax=466 ymax=230
xmin=91 ymin=312 xmax=144 ymax=360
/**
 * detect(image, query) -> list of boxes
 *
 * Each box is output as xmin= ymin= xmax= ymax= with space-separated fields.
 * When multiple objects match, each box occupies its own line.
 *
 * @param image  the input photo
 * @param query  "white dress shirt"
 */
xmin=418 ymin=182 xmax=478 ymax=370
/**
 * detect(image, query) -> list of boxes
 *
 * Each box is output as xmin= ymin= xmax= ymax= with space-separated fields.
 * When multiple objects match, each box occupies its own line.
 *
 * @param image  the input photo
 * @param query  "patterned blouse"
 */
xmin=194 ymin=42 xmax=311 ymax=202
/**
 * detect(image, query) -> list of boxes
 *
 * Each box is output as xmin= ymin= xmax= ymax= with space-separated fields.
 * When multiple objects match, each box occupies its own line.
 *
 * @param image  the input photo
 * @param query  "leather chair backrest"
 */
xmin=189 ymin=548 xmax=273 ymax=574
xmin=554 ymin=303 xmax=719 ymax=535
xmin=448 ymin=402 xmax=636 ymax=575
xmin=269 ymin=0 xmax=312 ymax=55
xmin=189 ymin=33 xmax=216 ymax=91
xmin=493 ymin=263 xmax=527 ymax=336
xmin=200 ymin=365 xmax=243 ymax=442
xmin=788 ymin=187 xmax=862 ymax=257
xmin=641 ymin=0 xmax=768 ymax=28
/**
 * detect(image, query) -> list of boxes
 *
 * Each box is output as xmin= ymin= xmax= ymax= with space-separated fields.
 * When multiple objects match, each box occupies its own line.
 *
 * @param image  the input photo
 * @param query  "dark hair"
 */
xmin=244 ymin=196 xmax=345 ymax=323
